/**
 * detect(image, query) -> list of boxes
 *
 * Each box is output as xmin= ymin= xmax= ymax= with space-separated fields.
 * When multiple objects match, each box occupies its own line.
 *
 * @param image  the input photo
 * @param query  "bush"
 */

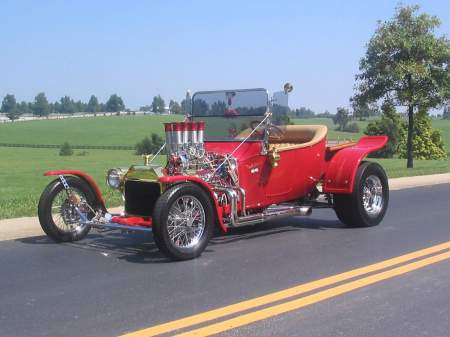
xmin=343 ymin=122 xmax=360 ymax=133
xmin=365 ymin=118 xmax=406 ymax=158
xmin=135 ymin=133 xmax=164 ymax=155
xmin=398 ymin=114 xmax=447 ymax=160
xmin=59 ymin=142 xmax=73 ymax=156
xmin=364 ymin=101 xmax=406 ymax=158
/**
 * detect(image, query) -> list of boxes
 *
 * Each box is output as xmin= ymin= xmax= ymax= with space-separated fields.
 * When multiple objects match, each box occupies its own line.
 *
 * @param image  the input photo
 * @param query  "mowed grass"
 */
xmin=0 ymin=114 xmax=183 ymax=146
xmin=1 ymin=115 xmax=449 ymax=219
xmin=0 ymin=147 xmax=165 ymax=219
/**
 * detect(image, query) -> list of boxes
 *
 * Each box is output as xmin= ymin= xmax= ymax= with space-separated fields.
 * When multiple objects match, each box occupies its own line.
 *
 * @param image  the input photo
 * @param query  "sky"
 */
xmin=1 ymin=0 xmax=449 ymax=113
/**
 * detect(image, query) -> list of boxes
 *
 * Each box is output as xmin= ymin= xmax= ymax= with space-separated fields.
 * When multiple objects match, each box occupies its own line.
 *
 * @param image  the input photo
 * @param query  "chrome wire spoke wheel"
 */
xmin=362 ymin=175 xmax=383 ymax=216
xmin=50 ymin=188 xmax=87 ymax=234
xmin=167 ymin=195 xmax=206 ymax=249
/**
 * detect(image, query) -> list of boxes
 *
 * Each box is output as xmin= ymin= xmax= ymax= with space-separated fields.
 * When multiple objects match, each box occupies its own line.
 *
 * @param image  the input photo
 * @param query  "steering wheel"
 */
xmin=250 ymin=121 xmax=284 ymax=141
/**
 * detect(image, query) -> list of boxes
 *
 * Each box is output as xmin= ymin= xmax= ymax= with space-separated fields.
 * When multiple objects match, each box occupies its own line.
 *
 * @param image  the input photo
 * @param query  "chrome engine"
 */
xmin=164 ymin=121 xmax=239 ymax=188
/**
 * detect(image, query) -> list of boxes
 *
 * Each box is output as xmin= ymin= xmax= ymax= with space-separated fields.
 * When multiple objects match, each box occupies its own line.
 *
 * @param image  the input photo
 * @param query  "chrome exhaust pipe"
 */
xmin=236 ymin=205 xmax=312 ymax=227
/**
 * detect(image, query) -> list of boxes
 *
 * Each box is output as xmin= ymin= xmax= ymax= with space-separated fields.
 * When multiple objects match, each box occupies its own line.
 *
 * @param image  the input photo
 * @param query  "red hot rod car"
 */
xmin=38 ymin=85 xmax=389 ymax=260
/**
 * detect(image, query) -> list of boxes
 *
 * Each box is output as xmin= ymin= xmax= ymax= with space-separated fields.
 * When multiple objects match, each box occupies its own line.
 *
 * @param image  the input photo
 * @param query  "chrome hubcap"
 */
xmin=362 ymin=175 xmax=383 ymax=216
xmin=167 ymin=195 xmax=205 ymax=249
xmin=51 ymin=188 xmax=88 ymax=233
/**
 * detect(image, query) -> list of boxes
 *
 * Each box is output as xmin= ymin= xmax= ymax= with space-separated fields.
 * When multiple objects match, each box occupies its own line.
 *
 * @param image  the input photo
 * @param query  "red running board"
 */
xmin=110 ymin=216 xmax=152 ymax=227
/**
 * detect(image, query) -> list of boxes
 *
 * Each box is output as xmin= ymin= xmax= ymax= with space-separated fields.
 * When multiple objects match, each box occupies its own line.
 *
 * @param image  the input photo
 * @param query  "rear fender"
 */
xmin=323 ymin=136 xmax=388 ymax=194
xmin=159 ymin=175 xmax=227 ymax=233
xmin=44 ymin=170 xmax=106 ymax=210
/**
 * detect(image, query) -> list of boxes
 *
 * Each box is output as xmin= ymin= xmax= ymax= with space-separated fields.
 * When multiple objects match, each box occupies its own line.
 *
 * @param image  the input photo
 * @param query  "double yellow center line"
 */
xmin=120 ymin=241 xmax=450 ymax=337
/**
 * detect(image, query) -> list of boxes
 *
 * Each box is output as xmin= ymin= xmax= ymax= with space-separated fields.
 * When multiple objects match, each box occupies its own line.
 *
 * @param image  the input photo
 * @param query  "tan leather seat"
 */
xmin=269 ymin=125 xmax=328 ymax=151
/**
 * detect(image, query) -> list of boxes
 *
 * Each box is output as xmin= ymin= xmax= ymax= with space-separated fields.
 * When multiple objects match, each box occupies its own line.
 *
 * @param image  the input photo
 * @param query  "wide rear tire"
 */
xmin=334 ymin=162 xmax=389 ymax=227
xmin=152 ymin=183 xmax=214 ymax=261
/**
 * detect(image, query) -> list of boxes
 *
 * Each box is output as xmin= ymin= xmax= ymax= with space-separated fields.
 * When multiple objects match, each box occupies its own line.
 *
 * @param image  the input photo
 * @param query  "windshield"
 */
xmin=191 ymin=89 xmax=268 ymax=141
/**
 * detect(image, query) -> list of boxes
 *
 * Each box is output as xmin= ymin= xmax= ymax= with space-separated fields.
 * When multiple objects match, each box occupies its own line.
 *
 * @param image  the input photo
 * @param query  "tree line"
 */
xmin=0 ymin=93 xmax=188 ymax=121
xmin=0 ymin=93 xmax=125 ymax=121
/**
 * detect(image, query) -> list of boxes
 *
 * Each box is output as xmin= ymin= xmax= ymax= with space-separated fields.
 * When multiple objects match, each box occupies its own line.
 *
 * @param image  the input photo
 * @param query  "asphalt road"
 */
xmin=1 ymin=184 xmax=449 ymax=337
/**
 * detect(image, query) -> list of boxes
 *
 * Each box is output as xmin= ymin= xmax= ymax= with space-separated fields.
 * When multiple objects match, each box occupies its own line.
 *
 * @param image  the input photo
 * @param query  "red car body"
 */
xmin=39 ymin=87 xmax=390 ymax=260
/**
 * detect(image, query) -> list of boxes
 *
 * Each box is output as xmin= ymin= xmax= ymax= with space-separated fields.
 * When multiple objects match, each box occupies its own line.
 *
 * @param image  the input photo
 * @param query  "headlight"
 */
xmin=106 ymin=168 xmax=126 ymax=189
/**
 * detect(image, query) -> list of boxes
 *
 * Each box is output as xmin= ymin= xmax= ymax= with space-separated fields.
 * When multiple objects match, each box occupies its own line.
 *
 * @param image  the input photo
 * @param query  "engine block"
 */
xmin=164 ymin=121 xmax=239 ymax=188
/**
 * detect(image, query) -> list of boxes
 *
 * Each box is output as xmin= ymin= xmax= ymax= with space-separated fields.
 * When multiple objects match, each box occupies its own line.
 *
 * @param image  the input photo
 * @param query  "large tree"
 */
xmin=1 ymin=94 xmax=20 ymax=121
xmin=151 ymin=95 xmax=165 ymax=113
xmin=33 ymin=92 xmax=50 ymax=117
xmin=87 ymin=95 xmax=100 ymax=113
xmin=106 ymin=94 xmax=125 ymax=112
xmin=353 ymin=5 xmax=450 ymax=168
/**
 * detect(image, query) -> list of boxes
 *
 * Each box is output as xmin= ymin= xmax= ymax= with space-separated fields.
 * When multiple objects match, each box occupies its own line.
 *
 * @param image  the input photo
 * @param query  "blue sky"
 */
xmin=1 ymin=0 xmax=449 ymax=112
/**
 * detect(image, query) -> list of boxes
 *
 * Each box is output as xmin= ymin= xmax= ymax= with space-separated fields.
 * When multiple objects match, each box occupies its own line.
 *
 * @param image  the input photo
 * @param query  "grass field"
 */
xmin=0 ymin=114 xmax=183 ymax=146
xmin=0 ymin=147 xmax=165 ymax=219
xmin=1 ymin=115 xmax=449 ymax=219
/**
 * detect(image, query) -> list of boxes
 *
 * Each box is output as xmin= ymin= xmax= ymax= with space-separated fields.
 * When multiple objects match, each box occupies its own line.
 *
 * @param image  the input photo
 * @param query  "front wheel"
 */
xmin=152 ymin=183 xmax=214 ymax=260
xmin=334 ymin=162 xmax=389 ymax=227
xmin=38 ymin=176 xmax=95 ymax=242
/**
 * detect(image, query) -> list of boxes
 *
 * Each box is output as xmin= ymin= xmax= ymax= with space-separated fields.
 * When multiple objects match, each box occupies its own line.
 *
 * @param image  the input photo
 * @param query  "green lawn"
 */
xmin=0 ymin=147 xmax=164 ymax=219
xmin=292 ymin=117 xmax=368 ymax=140
xmin=374 ymin=158 xmax=450 ymax=178
xmin=1 ymin=115 xmax=449 ymax=219
xmin=0 ymin=114 xmax=183 ymax=146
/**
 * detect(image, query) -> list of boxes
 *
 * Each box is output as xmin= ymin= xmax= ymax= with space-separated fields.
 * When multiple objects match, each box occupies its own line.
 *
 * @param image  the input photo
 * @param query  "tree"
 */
xmin=333 ymin=107 xmax=350 ymax=131
xmin=87 ymin=95 xmax=99 ymax=113
xmin=352 ymin=101 xmax=379 ymax=121
xmin=151 ymin=95 xmax=165 ymax=113
xmin=106 ymin=94 xmax=125 ymax=112
xmin=135 ymin=133 xmax=164 ymax=155
xmin=353 ymin=5 xmax=450 ymax=168
xmin=1 ymin=94 xmax=20 ymax=121
xmin=33 ymin=92 xmax=50 ymax=117
xmin=58 ymin=96 xmax=75 ymax=114
xmin=292 ymin=107 xmax=315 ymax=118
xmin=169 ymin=100 xmax=182 ymax=114
xmin=17 ymin=101 xmax=31 ymax=115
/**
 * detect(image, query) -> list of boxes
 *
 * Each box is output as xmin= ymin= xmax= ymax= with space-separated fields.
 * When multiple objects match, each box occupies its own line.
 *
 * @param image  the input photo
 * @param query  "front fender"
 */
xmin=159 ymin=175 xmax=227 ymax=232
xmin=44 ymin=170 xmax=106 ymax=210
xmin=323 ymin=136 xmax=388 ymax=194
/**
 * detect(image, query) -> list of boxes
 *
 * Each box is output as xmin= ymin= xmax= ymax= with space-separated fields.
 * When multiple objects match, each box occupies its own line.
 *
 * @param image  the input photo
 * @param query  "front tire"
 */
xmin=152 ymin=183 xmax=215 ymax=260
xmin=38 ymin=176 xmax=95 ymax=242
xmin=334 ymin=162 xmax=389 ymax=227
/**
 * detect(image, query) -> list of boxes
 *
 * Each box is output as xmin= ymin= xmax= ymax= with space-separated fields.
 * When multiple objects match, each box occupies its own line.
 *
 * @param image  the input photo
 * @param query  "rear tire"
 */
xmin=152 ymin=183 xmax=214 ymax=261
xmin=38 ymin=176 xmax=95 ymax=242
xmin=334 ymin=162 xmax=389 ymax=227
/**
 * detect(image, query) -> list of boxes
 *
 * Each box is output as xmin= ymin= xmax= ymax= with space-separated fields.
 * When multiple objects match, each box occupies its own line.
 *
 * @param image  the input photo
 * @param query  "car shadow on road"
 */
xmin=17 ymin=217 xmax=346 ymax=263
xmin=210 ymin=217 xmax=346 ymax=245
xmin=17 ymin=231 xmax=169 ymax=263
